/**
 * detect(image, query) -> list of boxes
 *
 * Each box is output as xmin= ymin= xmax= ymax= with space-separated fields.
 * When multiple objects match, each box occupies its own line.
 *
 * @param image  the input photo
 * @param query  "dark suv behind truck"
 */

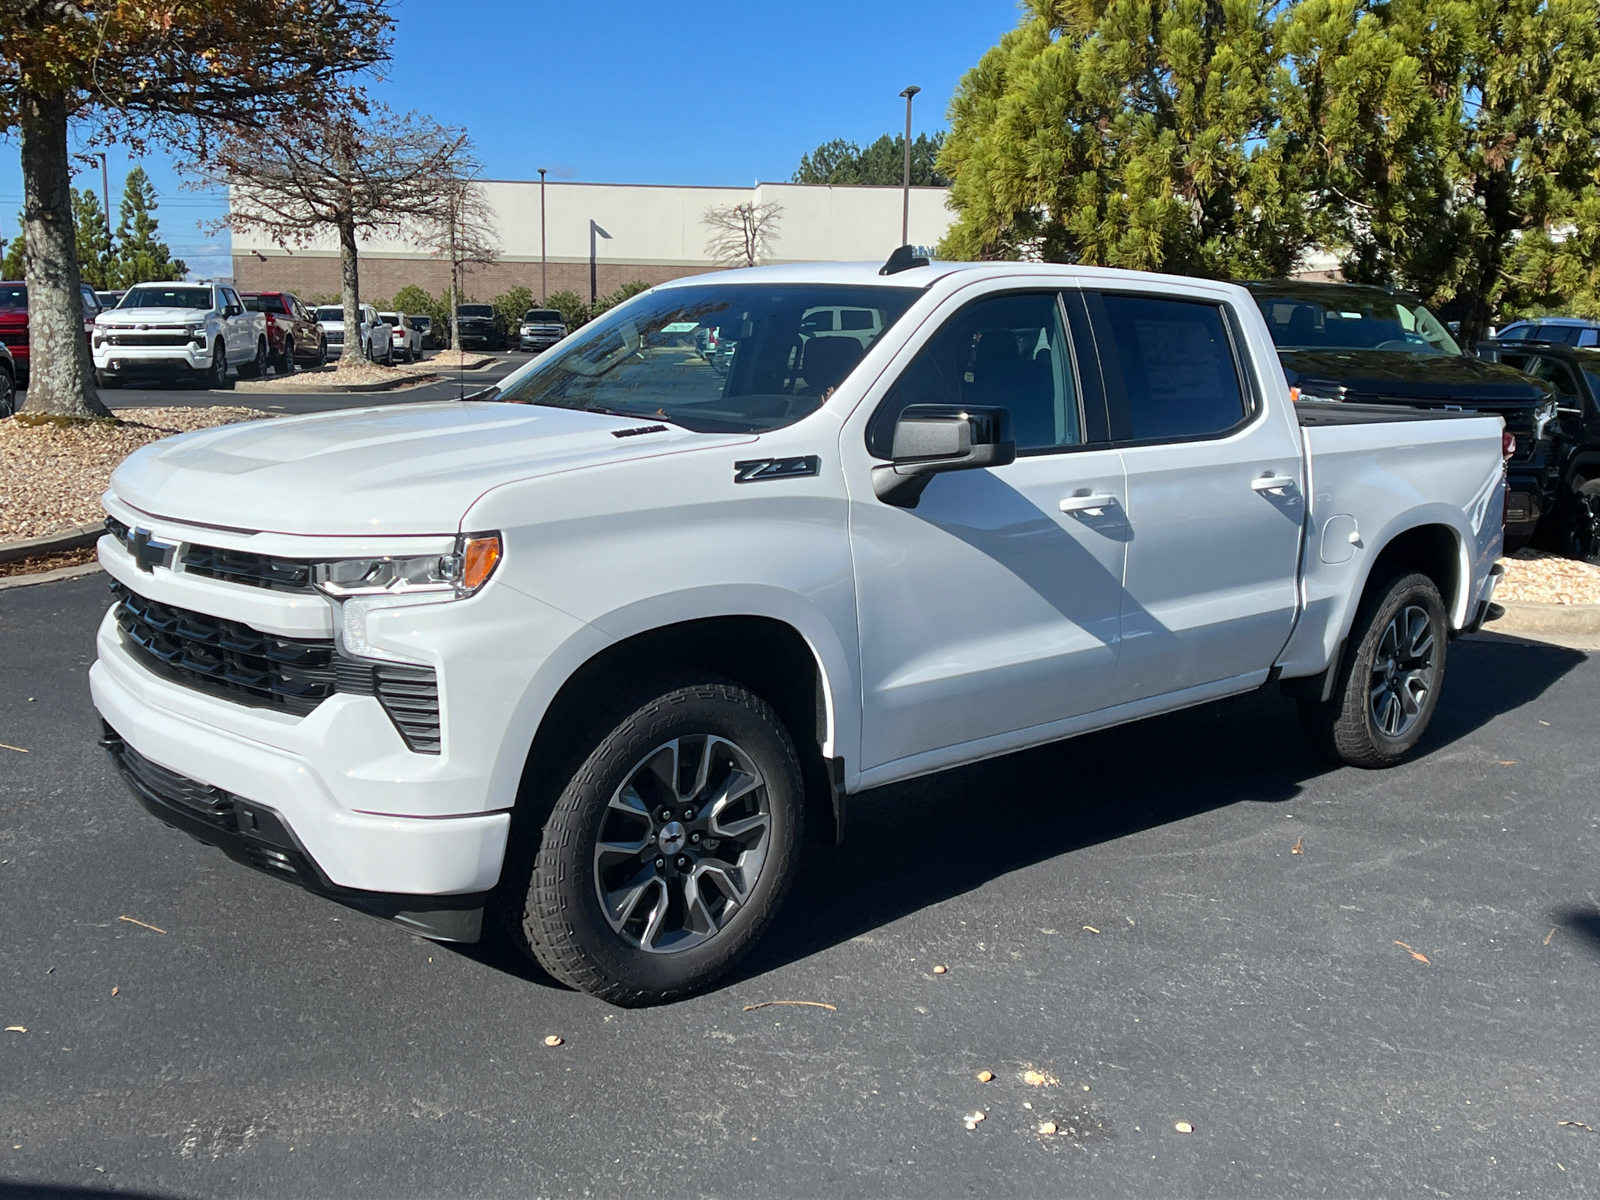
xmin=1476 ymin=341 xmax=1600 ymax=562
xmin=1242 ymin=280 xmax=1559 ymax=548
xmin=453 ymin=304 xmax=504 ymax=350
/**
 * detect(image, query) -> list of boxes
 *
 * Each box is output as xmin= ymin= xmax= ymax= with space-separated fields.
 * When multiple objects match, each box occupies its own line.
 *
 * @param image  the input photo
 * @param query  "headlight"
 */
xmin=187 ymin=324 xmax=206 ymax=340
xmin=313 ymin=534 xmax=501 ymax=662
xmin=312 ymin=533 xmax=501 ymax=599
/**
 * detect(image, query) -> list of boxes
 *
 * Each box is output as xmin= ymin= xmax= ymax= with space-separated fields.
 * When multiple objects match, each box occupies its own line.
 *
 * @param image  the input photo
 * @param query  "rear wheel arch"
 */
xmin=1355 ymin=523 xmax=1469 ymax=630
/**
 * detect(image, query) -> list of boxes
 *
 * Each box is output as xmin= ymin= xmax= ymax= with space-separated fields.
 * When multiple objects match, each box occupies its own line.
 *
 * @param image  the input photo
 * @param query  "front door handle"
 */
xmin=1059 ymin=493 xmax=1116 ymax=515
xmin=1250 ymin=473 xmax=1297 ymax=494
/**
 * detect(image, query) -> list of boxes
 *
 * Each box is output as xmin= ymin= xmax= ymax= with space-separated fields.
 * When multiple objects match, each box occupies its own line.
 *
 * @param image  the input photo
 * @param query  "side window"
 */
xmin=1092 ymin=293 xmax=1248 ymax=443
xmin=223 ymin=287 xmax=242 ymax=312
xmin=1580 ymin=328 xmax=1598 ymax=348
xmin=1531 ymin=357 xmax=1581 ymax=399
xmin=81 ymin=284 xmax=100 ymax=313
xmin=869 ymin=292 xmax=1081 ymax=457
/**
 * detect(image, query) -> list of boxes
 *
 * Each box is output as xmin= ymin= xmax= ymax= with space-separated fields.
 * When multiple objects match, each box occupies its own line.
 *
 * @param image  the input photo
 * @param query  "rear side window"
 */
xmin=869 ymin=292 xmax=1081 ymax=457
xmin=1092 ymin=294 xmax=1248 ymax=443
xmin=1536 ymin=325 xmax=1583 ymax=346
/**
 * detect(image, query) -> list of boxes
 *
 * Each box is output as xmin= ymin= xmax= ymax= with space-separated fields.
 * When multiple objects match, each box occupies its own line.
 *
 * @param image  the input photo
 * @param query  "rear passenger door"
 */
xmin=1082 ymin=288 xmax=1304 ymax=703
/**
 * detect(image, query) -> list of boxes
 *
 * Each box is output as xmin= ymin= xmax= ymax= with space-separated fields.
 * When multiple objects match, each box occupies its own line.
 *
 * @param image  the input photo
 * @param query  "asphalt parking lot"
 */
xmin=2 ymin=572 xmax=1598 ymax=1199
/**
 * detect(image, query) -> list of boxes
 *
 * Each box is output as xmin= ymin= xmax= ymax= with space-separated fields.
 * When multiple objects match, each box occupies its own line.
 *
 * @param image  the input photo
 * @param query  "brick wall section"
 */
xmin=232 ymin=256 xmax=719 ymax=303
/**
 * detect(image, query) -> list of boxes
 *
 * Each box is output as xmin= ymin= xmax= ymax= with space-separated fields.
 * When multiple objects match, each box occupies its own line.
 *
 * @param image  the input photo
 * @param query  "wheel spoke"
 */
xmin=696 ymin=860 xmax=750 ymax=906
xmin=637 ymin=881 xmax=670 ymax=949
xmin=679 ymin=873 xmax=719 ymax=937
xmin=682 ymin=735 xmax=716 ymax=803
xmin=603 ymin=872 xmax=660 ymax=932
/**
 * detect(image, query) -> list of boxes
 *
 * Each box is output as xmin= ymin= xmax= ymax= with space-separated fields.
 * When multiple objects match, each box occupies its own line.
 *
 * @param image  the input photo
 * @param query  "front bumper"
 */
xmin=94 ymin=341 xmax=211 ymax=372
xmin=101 ymin=723 xmax=488 ymax=941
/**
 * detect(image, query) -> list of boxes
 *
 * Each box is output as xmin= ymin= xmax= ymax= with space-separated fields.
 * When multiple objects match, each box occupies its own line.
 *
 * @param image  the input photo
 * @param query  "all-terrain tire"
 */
xmin=1299 ymin=570 xmax=1448 ymax=769
xmin=504 ymin=677 xmax=804 ymax=1005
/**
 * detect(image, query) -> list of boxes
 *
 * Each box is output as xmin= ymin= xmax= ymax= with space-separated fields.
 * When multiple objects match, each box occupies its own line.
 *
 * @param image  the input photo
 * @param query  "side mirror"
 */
xmin=872 ymin=404 xmax=1016 ymax=508
xmin=226 ymin=304 xmax=242 ymax=317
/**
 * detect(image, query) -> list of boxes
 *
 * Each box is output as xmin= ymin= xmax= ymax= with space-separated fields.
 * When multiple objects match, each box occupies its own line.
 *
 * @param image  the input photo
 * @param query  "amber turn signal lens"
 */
xmin=461 ymin=535 xmax=501 ymax=591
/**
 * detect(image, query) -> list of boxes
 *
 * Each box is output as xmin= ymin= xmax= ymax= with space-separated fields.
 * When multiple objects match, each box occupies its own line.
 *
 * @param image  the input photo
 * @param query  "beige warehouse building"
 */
xmin=230 ymin=179 xmax=957 ymax=301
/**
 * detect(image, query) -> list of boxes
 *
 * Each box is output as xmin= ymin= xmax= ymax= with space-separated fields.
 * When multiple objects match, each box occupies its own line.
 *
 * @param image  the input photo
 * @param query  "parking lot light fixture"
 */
xmin=899 ymin=85 xmax=921 ymax=247
xmin=590 ymin=219 xmax=612 ymax=307
xmin=539 ymin=168 xmax=548 ymax=303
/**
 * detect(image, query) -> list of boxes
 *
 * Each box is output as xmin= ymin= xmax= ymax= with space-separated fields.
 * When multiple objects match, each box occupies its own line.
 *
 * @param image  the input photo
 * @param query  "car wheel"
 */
xmin=0 ymin=368 xmax=14 ymax=415
xmin=1299 ymin=570 xmax=1448 ymax=769
xmin=94 ymin=369 xmax=120 ymax=391
xmin=1562 ymin=480 xmax=1600 ymax=565
xmin=276 ymin=337 xmax=295 ymax=375
xmin=503 ymin=677 xmax=804 ymax=1006
xmin=312 ymin=338 xmax=327 ymax=368
xmin=239 ymin=336 xmax=267 ymax=379
xmin=207 ymin=338 xmax=232 ymax=389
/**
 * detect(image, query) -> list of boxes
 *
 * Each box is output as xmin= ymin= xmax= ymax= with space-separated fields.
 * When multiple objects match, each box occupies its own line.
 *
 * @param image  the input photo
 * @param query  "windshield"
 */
xmin=458 ymin=305 xmax=494 ymax=318
xmin=0 ymin=284 xmax=25 ymax=309
xmin=491 ymin=283 xmax=920 ymax=433
xmin=122 ymin=286 xmax=213 ymax=310
xmin=315 ymin=307 xmax=344 ymax=323
xmin=1254 ymin=289 xmax=1462 ymax=356
xmin=243 ymin=294 xmax=288 ymax=314
xmin=524 ymin=310 xmax=563 ymax=323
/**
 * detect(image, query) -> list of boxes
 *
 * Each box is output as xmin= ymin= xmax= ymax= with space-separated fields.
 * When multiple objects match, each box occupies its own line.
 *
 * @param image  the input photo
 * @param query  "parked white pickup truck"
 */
xmin=90 ymin=257 xmax=1506 ymax=1004
xmin=93 ymin=281 xmax=268 ymax=389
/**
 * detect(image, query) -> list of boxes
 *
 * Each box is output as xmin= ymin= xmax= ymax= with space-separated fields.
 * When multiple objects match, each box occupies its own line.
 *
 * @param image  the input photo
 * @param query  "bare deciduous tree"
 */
xmin=412 ymin=175 xmax=499 ymax=351
xmin=1 ymin=0 xmax=390 ymax=419
xmin=702 ymin=202 xmax=783 ymax=268
xmin=198 ymin=107 xmax=485 ymax=362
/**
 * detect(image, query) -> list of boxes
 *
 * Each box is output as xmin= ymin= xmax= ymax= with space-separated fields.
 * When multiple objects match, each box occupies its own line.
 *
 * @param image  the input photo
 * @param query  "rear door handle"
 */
xmin=1059 ymin=493 xmax=1116 ymax=515
xmin=1250 ymin=473 xmax=1297 ymax=494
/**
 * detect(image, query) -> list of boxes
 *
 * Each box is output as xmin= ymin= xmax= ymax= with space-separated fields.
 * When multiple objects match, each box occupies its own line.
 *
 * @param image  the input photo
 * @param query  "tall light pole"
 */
xmin=589 ymin=219 xmax=612 ymax=308
xmin=538 ymin=167 xmax=548 ymax=303
xmin=75 ymin=151 xmax=113 ymax=253
xmin=899 ymin=85 xmax=920 ymax=247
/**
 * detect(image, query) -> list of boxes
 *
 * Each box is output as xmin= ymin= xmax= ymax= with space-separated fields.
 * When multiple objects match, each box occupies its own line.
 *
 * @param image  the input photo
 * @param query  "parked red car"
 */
xmin=0 ymin=280 xmax=104 ymax=387
xmin=240 ymin=290 xmax=327 ymax=373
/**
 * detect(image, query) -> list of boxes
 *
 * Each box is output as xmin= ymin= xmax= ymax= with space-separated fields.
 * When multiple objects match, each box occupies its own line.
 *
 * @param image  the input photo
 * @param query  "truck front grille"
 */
xmin=113 ymin=580 xmax=338 ymax=715
xmin=110 ymin=579 xmax=442 ymax=753
xmin=101 ymin=333 xmax=192 ymax=347
xmin=105 ymin=517 xmax=315 ymax=593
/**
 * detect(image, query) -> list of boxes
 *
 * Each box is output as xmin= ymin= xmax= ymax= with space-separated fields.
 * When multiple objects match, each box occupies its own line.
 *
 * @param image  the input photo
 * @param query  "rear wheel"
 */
xmin=94 ymin=369 xmax=120 ymax=390
xmin=238 ymin=336 xmax=267 ymax=379
xmin=0 ymin=368 xmax=14 ymax=415
xmin=1300 ymin=571 xmax=1448 ymax=768
xmin=274 ymin=336 xmax=295 ymax=375
xmin=504 ymin=678 xmax=804 ymax=1005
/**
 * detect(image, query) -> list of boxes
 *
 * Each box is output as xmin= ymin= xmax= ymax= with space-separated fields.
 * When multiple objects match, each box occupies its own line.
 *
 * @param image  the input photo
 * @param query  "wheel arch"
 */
xmin=1349 ymin=514 xmax=1474 ymax=635
xmin=502 ymin=603 xmax=854 ymax=847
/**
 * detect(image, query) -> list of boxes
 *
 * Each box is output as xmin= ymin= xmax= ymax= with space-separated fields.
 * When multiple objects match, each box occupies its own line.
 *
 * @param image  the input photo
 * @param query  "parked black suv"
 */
xmin=1475 ymin=341 xmax=1600 ymax=562
xmin=1242 ymin=280 xmax=1559 ymax=548
xmin=453 ymin=304 xmax=504 ymax=351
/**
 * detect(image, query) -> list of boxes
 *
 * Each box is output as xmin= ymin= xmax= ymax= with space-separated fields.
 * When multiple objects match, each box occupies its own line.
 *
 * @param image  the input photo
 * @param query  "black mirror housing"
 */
xmin=873 ymin=404 xmax=1016 ymax=507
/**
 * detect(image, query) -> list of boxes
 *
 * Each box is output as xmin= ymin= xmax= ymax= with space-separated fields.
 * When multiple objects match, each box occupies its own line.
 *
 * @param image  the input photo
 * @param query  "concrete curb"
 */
xmin=0 ymin=561 xmax=102 ymax=591
xmin=234 ymin=372 xmax=440 ymax=395
xmin=0 ymin=521 xmax=105 ymax=565
xmin=1486 ymin=599 xmax=1600 ymax=635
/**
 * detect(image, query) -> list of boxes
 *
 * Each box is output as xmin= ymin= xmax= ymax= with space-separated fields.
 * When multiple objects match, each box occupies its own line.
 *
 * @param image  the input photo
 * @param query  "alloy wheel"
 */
xmin=1566 ymin=491 xmax=1600 ymax=564
xmin=593 ymin=735 xmax=772 ymax=955
xmin=1367 ymin=604 xmax=1436 ymax=738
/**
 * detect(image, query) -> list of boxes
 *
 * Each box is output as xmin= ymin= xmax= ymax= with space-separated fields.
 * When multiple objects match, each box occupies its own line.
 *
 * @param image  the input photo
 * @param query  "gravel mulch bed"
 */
xmin=0 ymin=407 xmax=269 ymax=543
xmin=0 ymin=546 xmax=98 ymax=578
xmin=1497 ymin=548 xmax=1600 ymax=605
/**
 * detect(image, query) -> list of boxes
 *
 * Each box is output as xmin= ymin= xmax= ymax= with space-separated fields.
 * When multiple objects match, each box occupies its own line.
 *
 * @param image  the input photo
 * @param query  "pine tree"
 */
xmin=939 ymin=0 xmax=1313 ymax=278
xmin=793 ymin=133 xmax=949 ymax=186
xmin=110 ymin=168 xmax=187 ymax=287
xmin=0 ymin=213 xmax=23 ymax=278
xmin=72 ymin=188 xmax=114 ymax=290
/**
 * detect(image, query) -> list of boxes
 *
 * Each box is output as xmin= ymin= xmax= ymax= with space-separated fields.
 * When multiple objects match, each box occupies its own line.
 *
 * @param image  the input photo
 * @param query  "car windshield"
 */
xmin=491 ymin=283 xmax=920 ymax=433
xmin=524 ymin=310 xmax=563 ymax=323
xmin=243 ymin=295 xmax=288 ymax=314
xmin=1253 ymin=288 xmax=1462 ymax=355
xmin=122 ymin=287 xmax=213 ymax=310
xmin=0 ymin=284 xmax=25 ymax=309
xmin=315 ymin=307 xmax=344 ymax=323
xmin=458 ymin=306 xmax=493 ymax=318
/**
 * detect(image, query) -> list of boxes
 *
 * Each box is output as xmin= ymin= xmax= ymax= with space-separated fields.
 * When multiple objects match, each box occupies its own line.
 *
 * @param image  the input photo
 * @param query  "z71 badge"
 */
xmin=733 ymin=456 xmax=822 ymax=484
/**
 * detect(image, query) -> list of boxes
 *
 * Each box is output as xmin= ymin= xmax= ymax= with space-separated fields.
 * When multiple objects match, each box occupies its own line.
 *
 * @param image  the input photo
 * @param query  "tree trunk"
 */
xmin=17 ymin=90 xmax=110 ymax=420
xmin=337 ymin=214 xmax=364 ymax=364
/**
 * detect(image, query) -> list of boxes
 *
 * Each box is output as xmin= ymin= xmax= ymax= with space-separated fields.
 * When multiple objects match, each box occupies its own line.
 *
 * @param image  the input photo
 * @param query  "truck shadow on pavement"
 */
xmin=458 ymin=632 xmax=1583 ymax=990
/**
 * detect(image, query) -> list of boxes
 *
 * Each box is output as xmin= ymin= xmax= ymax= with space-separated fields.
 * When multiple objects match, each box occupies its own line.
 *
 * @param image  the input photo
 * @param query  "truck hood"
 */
xmin=109 ymin=401 xmax=752 ymax=537
xmin=1278 ymin=348 xmax=1553 ymax=405
xmin=98 ymin=307 xmax=209 ymax=326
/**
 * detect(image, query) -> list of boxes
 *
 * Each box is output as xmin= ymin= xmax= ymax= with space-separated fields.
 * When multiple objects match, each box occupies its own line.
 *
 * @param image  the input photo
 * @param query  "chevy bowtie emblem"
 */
xmin=137 ymin=323 xmax=149 ymax=330
xmin=131 ymin=527 xmax=175 ymax=573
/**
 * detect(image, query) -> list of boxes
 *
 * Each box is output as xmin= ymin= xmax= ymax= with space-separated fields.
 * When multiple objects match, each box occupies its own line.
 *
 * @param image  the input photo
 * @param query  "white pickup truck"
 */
xmin=93 ymin=281 xmax=268 ymax=389
xmin=90 ymin=258 xmax=1506 ymax=1005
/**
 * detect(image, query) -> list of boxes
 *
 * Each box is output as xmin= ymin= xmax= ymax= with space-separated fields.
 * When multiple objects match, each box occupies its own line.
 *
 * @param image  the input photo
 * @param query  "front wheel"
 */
xmin=200 ymin=338 xmax=230 ymax=389
xmin=1562 ymin=480 xmax=1600 ymax=565
xmin=506 ymin=679 xmax=804 ymax=1005
xmin=94 ymin=369 xmax=120 ymax=390
xmin=1300 ymin=570 xmax=1448 ymax=769
xmin=0 ymin=368 xmax=15 ymax=415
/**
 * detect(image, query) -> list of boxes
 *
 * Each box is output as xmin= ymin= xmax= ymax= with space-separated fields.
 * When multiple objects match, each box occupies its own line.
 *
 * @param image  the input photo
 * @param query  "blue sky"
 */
xmin=0 ymin=0 xmax=1018 ymax=279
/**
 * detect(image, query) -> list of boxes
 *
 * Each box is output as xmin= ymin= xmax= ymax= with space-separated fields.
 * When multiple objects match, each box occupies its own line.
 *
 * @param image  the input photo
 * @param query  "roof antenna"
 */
xmin=880 ymin=245 xmax=930 ymax=276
